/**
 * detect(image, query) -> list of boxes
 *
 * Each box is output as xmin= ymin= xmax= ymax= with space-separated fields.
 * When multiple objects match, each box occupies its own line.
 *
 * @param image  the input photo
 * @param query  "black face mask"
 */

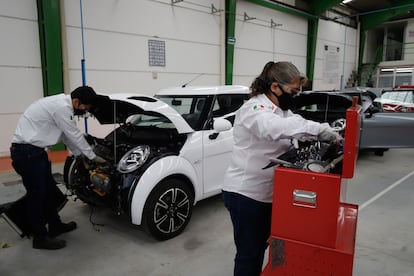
xmin=277 ymin=92 xmax=294 ymax=111
xmin=74 ymin=109 xmax=86 ymax=116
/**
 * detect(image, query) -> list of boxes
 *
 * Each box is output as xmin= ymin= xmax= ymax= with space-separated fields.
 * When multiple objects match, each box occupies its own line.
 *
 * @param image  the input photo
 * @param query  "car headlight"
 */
xmin=117 ymin=145 xmax=150 ymax=173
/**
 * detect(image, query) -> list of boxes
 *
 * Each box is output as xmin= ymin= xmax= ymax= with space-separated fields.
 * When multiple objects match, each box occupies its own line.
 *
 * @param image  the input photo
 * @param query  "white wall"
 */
xmin=62 ymin=0 xmax=224 ymax=95
xmin=62 ymin=0 xmax=224 ymax=136
xmin=233 ymin=0 xmax=308 ymax=86
xmin=313 ymin=19 xmax=357 ymax=90
xmin=0 ymin=1 xmax=43 ymax=157
xmin=231 ymin=1 xmax=358 ymax=91
xmin=0 ymin=0 xmax=360 ymax=157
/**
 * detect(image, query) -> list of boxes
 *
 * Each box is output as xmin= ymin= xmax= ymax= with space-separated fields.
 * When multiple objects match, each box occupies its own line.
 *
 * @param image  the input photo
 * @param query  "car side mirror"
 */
xmin=209 ymin=118 xmax=232 ymax=139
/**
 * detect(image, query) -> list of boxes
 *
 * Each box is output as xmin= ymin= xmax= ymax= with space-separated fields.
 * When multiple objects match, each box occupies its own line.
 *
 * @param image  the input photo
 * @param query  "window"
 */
xmin=156 ymin=95 xmax=210 ymax=130
xmin=212 ymin=95 xmax=248 ymax=118
xmin=375 ymin=66 xmax=414 ymax=88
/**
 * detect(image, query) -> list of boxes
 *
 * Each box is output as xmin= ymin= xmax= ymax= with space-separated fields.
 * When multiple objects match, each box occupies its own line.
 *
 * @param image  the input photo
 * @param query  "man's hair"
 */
xmin=71 ymin=86 xmax=98 ymax=105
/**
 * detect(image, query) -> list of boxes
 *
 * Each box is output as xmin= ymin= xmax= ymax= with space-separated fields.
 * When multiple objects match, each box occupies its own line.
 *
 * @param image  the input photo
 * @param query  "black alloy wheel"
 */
xmin=142 ymin=178 xmax=194 ymax=240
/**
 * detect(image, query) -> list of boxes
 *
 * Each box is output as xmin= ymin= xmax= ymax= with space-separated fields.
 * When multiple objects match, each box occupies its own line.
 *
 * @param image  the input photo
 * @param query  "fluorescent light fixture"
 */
xmin=396 ymin=67 xmax=413 ymax=73
xmin=342 ymin=0 xmax=352 ymax=3
xmin=380 ymin=67 xmax=413 ymax=73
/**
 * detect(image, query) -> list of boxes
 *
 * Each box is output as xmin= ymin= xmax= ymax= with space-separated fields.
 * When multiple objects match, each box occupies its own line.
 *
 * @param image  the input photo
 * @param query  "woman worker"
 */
xmin=222 ymin=61 xmax=341 ymax=276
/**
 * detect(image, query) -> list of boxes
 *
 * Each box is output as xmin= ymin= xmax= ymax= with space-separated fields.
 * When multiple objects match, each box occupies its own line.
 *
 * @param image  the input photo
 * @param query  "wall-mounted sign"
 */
xmin=323 ymin=44 xmax=340 ymax=84
xmin=148 ymin=39 xmax=166 ymax=67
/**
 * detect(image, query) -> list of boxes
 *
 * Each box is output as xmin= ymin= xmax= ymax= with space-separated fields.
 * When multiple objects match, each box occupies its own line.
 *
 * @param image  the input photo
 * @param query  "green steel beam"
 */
xmin=306 ymin=18 xmax=318 ymax=87
xmin=361 ymin=1 xmax=414 ymax=31
xmin=225 ymin=0 xmax=236 ymax=85
xmin=308 ymin=0 xmax=343 ymax=15
xmin=36 ymin=0 xmax=63 ymax=97
xmin=244 ymin=0 xmax=316 ymax=19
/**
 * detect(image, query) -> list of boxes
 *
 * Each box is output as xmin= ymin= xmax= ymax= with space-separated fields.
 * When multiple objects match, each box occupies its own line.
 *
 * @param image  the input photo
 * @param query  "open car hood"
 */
xmin=293 ymin=91 xmax=354 ymax=109
xmin=293 ymin=90 xmax=377 ymax=114
xmin=89 ymin=93 xmax=194 ymax=134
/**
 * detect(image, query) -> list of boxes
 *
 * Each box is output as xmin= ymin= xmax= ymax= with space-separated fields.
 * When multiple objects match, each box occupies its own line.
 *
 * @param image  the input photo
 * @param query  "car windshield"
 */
xmin=374 ymin=91 xmax=414 ymax=112
xmin=156 ymin=95 xmax=209 ymax=129
xmin=126 ymin=114 xmax=175 ymax=129
xmin=379 ymin=91 xmax=413 ymax=104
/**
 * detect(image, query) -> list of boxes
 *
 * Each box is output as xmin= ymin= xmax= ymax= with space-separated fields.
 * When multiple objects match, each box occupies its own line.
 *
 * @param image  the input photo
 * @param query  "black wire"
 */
xmin=89 ymin=205 xmax=104 ymax=232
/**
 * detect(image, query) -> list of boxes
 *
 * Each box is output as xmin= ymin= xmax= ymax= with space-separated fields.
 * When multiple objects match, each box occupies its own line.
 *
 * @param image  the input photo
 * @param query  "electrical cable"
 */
xmin=89 ymin=205 xmax=105 ymax=232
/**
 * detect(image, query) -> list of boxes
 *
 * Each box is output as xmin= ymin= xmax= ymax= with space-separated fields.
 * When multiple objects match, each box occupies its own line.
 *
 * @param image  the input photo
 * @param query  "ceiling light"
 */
xmin=396 ymin=68 xmax=413 ymax=73
xmin=342 ymin=0 xmax=352 ymax=3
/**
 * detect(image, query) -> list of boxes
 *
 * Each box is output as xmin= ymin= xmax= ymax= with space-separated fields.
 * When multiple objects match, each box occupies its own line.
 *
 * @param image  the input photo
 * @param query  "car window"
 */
xmin=298 ymin=103 xmax=348 ymax=113
xmin=381 ymin=91 xmax=413 ymax=102
xmin=126 ymin=114 xmax=175 ymax=129
xmin=156 ymin=95 xmax=210 ymax=129
xmin=212 ymin=94 xmax=248 ymax=118
xmin=375 ymin=91 xmax=414 ymax=112
xmin=209 ymin=94 xmax=248 ymax=126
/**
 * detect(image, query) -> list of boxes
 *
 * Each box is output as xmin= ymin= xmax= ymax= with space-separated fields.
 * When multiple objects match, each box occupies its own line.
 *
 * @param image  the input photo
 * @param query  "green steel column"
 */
xmin=306 ymin=18 xmax=318 ymax=88
xmin=358 ymin=29 xmax=366 ymax=70
xmin=357 ymin=29 xmax=366 ymax=86
xmin=36 ymin=0 xmax=64 ymax=97
xmin=37 ymin=0 xmax=65 ymax=150
xmin=225 ymin=0 xmax=236 ymax=85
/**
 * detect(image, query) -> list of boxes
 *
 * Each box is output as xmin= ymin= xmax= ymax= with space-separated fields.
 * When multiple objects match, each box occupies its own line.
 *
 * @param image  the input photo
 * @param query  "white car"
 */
xmin=63 ymin=85 xmax=249 ymax=240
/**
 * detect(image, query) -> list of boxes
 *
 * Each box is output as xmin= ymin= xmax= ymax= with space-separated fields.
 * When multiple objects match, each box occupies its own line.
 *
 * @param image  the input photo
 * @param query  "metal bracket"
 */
xmin=171 ymin=0 xmax=183 ymax=4
xmin=244 ymin=12 xmax=256 ymax=21
xmin=271 ymin=19 xmax=282 ymax=28
xmin=211 ymin=4 xmax=222 ymax=14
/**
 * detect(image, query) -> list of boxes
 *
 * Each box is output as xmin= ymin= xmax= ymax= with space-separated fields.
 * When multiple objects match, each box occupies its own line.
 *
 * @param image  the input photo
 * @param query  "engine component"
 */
xmin=331 ymin=118 xmax=346 ymax=133
xmin=264 ymin=140 xmax=343 ymax=173
xmin=90 ymin=170 xmax=111 ymax=195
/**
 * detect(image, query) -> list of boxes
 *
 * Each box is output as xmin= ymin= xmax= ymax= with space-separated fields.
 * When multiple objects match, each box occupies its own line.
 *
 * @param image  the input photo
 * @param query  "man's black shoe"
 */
xmin=33 ymin=237 xmax=66 ymax=250
xmin=49 ymin=221 xmax=77 ymax=238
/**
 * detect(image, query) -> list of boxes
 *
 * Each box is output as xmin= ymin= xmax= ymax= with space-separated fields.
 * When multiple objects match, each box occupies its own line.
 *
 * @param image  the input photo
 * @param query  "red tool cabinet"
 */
xmin=262 ymin=100 xmax=362 ymax=276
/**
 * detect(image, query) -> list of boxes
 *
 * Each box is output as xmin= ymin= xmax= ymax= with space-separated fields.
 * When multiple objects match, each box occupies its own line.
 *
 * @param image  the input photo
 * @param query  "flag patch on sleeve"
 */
xmin=253 ymin=104 xmax=265 ymax=111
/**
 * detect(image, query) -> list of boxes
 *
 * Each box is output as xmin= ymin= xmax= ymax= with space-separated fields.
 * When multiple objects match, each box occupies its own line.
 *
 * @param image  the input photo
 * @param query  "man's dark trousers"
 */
xmin=10 ymin=144 xmax=61 ymax=239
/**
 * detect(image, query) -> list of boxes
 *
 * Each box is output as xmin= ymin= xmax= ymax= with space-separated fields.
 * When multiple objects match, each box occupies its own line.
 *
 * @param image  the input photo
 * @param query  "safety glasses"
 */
xmin=278 ymin=83 xmax=301 ymax=96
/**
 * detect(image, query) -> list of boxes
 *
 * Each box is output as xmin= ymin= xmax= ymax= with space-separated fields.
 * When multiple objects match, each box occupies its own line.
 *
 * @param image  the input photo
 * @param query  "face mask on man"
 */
xmin=73 ymin=101 xmax=87 ymax=116
xmin=73 ymin=109 xmax=86 ymax=116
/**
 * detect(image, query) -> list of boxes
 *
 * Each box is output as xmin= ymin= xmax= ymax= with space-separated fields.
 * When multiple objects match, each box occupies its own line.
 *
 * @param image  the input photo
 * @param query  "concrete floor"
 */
xmin=1 ymin=148 xmax=414 ymax=276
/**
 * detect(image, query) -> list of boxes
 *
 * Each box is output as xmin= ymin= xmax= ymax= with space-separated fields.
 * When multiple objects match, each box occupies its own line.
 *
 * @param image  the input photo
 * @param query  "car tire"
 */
xmin=142 ymin=178 xmax=194 ymax=240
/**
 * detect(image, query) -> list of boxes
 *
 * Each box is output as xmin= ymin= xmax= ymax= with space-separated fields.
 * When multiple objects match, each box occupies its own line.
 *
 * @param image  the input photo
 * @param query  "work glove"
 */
xmin=318 ymin=123 xmax=342 ymax=143
xmin=92 ymin=156 xmax=107 ymax=164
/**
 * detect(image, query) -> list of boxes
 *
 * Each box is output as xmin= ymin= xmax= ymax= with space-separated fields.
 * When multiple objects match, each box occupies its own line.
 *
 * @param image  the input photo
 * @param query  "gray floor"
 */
xmin=1 ymin=148 xmax=414 ymax=276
